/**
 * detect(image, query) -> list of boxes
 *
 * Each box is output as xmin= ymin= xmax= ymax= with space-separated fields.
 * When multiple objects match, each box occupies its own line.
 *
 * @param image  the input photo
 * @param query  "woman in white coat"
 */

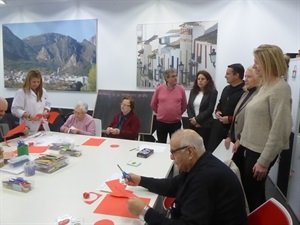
xmin=12 ymin=70 xmax=51 ymax=134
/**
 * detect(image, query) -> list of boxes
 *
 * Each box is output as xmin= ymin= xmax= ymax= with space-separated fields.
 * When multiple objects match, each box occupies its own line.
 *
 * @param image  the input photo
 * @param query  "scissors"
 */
xmin=117 ymin=164 xmax=131 ymax=181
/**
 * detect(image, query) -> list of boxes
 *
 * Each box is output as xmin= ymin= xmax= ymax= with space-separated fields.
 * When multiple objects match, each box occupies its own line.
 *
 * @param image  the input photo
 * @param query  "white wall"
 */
xmin=0 ymin=0 xmax=299 ymax=110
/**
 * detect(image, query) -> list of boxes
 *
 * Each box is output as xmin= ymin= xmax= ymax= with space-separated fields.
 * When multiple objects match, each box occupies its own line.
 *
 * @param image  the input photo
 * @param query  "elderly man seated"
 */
xmin=125 ymin=129 xmax=247 ymax=225
xmin=0 ymin=97 xmax=29 ymax=141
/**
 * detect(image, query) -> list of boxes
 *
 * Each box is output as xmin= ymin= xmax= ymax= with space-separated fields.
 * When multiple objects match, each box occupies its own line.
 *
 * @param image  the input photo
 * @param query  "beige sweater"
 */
xmin=240 ymin=78 xmax=292 ymax=167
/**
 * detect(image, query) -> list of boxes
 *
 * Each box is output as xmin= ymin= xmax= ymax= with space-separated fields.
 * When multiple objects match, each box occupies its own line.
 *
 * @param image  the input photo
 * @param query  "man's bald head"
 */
xmin=171 ymin=129 xmax=206 ymax=153
xmin=0 ymin=97 xmax=8 ymax=119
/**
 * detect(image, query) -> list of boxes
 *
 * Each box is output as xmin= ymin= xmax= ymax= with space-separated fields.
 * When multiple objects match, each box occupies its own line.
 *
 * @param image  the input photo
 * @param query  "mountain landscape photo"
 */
xmin=3 ymin=20 xmax=97 ymax=92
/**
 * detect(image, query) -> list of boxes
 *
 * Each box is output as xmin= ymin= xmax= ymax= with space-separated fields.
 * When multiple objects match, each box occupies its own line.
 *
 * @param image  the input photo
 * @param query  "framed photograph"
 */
xmin=136 ymin=21 xmax=218 ymax=88
xmin=3 ymin=19 xmax=97 ymax=92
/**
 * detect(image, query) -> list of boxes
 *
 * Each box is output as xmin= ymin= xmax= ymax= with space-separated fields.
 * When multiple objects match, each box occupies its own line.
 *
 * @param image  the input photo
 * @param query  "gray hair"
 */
xmin=171 ymin=129 xmax=206 ymax=152
xmin=164 ymin=68 xmax=177 ymax=80
xmin=74 ymin=101 xmax=88 ymax=113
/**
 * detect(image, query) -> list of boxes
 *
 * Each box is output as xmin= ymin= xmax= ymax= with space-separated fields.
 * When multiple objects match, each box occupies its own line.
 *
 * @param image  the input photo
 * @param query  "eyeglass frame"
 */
xmin=170 ymin=145 xmax=189 ymax=155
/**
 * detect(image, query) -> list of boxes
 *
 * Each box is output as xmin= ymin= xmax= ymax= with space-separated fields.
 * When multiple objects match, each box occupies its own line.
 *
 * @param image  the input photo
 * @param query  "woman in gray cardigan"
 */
xmin=225 ymin=67 xmax=260 ymax=173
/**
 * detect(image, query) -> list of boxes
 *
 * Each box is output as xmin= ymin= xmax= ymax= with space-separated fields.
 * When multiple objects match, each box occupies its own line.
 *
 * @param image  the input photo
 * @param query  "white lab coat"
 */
xmin=11 ymin=88 xmax=51 ymax=134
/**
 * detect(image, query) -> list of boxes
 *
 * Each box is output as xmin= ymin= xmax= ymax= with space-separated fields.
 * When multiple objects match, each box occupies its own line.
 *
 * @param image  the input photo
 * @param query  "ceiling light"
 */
xmin=0 ymin=0 xmax=7 ymax=4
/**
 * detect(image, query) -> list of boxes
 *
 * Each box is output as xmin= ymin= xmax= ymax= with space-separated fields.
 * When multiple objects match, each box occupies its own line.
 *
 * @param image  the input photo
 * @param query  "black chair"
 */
xmin=48 ymin=108 xmax=66 ymax=132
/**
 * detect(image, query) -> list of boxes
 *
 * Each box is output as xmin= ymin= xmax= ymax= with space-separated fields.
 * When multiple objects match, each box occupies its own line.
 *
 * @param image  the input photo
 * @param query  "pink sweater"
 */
xmin=60 ymin=114 xmax=96 ymax=136
xmin=150 ymin=84 xmax=187 ymax=123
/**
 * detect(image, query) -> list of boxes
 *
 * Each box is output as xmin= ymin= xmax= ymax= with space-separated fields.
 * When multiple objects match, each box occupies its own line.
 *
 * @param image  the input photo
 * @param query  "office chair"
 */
xmin=247 ymin=197 xmax=293 ymax=225
xmin=48 ymin=108 xmax=66 ymax=132
xmin=94 ymin=118 xmax=102 ymax=137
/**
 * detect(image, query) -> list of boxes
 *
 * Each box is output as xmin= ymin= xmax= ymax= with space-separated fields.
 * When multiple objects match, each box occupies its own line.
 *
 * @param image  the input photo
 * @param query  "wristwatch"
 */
xmin=139 ymin=205 xmax=150 ymax=221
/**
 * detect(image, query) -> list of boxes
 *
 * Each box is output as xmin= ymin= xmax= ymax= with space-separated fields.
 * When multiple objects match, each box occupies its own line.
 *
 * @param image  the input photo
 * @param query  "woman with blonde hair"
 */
xmin=239 ymin=44 xmax=292 ymax=211
xmin=12 ymin=70 xmax=51 ymax=134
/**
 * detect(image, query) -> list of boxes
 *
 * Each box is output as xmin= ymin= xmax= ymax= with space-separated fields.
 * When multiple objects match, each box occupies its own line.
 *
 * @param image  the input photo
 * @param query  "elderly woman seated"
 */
xmin=60 ymin=101 xmax=96 ymax=136
xmin=106 ymin=96 xmax=140 ymax=140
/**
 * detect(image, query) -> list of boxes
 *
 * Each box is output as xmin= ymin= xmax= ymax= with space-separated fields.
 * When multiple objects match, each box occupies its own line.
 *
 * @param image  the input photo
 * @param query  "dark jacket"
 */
xmin=187 ymin=89 xmax=218 ymax=128
xmin=215 ymin=82 xmax=245 ymax=129
xmin=140 ymin=152 xmax=247 ymax=225
xmin=0 ymin=114 xmax=21 ymax=142
xmin=108 ymin=111 xmax=140 ymax=140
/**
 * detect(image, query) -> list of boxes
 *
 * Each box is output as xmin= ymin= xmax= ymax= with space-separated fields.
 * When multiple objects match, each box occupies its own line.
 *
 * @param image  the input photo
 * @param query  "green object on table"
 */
xmin=17 ymin=145 xmax=29 ymax=156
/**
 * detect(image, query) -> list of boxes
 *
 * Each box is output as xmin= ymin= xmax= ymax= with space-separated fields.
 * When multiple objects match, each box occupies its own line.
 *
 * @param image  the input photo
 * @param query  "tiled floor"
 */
xmin=266 ymin=177 xmax=300 ymax=225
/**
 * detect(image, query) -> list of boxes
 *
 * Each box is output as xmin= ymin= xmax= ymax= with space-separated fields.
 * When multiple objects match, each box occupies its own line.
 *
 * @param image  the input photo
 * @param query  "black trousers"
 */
xmin=156 ymin=120 xmax=181 ymax=143
xmin=239 ymin=146 xmax=277 ymax=212
xmin=206 ymin=119 xmax=229 ymax=152
xmin=187 ymin=124 xmax=211 ymax=150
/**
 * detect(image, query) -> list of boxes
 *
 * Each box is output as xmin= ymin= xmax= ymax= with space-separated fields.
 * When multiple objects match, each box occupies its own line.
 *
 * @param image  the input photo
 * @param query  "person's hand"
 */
xmin=252 ymin=162 xmax=268 ymax=181
xmin=71 ymin=128 xmax=80 ymax=134
xmin=106 ymin=127 xmax=113 ymax=134
xmin=43 ymin=109 xmax=49 ymax=119
xmin=124 ymin=173 xmax=141 ymax=186
xmin=224 ymin=137 xmax=231 ymax=149
xmin=127 ymin=197 xmax=146 ymax=216
xmin=232 ymin=139 xmax=240 ymax=153
xmin=110 ymin=128 xmax=120 ymax=135
xmin=215 ymin=111 xmax=222 ymax=119
xmin=30 ymin=114 xmax=41 ymax=122
xmin=218 ymin=115 xmax=229 ymax=124
xmin=189 ymin=117 xmax=197 ymax=126
xmin=195 ymin=123 xmax=201 ymax=128
xmin=23 ymin=127 xmax=29 ymax=136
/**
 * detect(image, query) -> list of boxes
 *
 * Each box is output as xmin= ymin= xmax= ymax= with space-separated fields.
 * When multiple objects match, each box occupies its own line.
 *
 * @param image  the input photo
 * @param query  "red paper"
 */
xmin=105 ymin=179 xmax=135 ymax=198
xmin=93 ymin=194 xmax=150 ymax=218
xmin=47 ymin=111 xmax=60 ymax=124
xmin=82 ymin=138 xmax=106 ymax=146
xmin=94 ymin=179 xmax=151 ymax=218
xmin=4 ymin=121 xmax=26 ymax=139
xmin=29 ymin=146 xmax=48 ymax=153
xmin=94 ymin=219 xmax=114 ymax=225
xmin=84 ymin=192 xmax=102 ymax=205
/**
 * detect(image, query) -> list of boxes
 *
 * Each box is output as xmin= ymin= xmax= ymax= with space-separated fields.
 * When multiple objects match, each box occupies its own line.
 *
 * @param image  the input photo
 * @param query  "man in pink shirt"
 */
xmin=150 ymin=68 xmax=187 ymax=143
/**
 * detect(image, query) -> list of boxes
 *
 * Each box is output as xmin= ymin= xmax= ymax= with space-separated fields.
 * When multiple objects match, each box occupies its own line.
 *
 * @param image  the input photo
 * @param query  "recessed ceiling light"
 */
xmin=0 ymin=0 xmax=7 ymax=4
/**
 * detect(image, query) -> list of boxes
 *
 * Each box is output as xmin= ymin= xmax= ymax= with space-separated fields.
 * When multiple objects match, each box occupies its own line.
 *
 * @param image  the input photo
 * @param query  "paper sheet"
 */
xmin=96 ymin=173 xmax=122 ymax=193
xmin=47 ymin=111 xmax=60 ymax=124
xmin=82 ymin=138 xmax=106 ymax=146
xmin=212 ymin=139 xmax=234 ymax=162
xmin=4 ymin=121 xmax=26 ymax=139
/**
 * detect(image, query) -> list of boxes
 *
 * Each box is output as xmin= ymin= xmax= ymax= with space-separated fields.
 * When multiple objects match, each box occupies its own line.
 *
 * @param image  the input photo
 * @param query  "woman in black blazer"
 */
xmin=187 ymin=70 xmax=218 ymax=148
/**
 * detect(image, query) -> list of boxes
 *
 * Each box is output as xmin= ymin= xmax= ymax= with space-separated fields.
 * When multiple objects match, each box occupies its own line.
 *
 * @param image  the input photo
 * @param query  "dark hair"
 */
xmin=121 ymin=96 xmax=135 ymax=111
xmin=191 ymin=70 xmax=216 ymax=95
xmin=228 ymin=63 xmax=245 ymax=80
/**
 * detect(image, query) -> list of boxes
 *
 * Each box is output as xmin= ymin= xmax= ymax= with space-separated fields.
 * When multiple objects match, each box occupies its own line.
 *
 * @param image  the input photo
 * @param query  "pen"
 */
xmin=129 ymin=148 xmax=136 ymax=151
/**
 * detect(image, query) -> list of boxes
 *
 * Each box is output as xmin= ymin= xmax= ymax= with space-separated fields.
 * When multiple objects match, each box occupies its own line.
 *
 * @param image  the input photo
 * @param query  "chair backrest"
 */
xmin=247 ymin=198 xmax=293 ymax=225
xmin=94 ymin=118 xmax=102 ymax=137
xmin=0 ymin=123 xmax=10 ymax=141
xmin=223 ymin=159 xmax=250 ymax=215
xmin=162 ymin=197 xmax=175 ymax=210
xmin=48 ymin=108 xmax=66 ymax=132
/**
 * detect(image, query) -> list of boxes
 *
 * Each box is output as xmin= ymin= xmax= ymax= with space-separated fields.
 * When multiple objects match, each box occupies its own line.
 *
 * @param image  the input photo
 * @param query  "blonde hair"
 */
xmin=253 ymin=44 xmax=287 ymax=85
xmin=246 ymin=66 xmax=261 ymax=87
xmin=22 ymin=70 xmax=43 ymax=102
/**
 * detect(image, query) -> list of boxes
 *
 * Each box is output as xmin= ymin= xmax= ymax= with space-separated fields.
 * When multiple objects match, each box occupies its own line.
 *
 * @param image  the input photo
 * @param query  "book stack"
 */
xmin=34 ymin=154 xmax=69 ymax=173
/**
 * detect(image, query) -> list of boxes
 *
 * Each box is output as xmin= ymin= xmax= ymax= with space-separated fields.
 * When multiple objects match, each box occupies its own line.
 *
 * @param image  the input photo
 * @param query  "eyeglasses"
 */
xmin=170 ymin=145 xmax=189 ymax=155
xmin=73 ymin=110 xmax=83 ymax=114
xmin=120 ymin=104 xmax=131 ymax=107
